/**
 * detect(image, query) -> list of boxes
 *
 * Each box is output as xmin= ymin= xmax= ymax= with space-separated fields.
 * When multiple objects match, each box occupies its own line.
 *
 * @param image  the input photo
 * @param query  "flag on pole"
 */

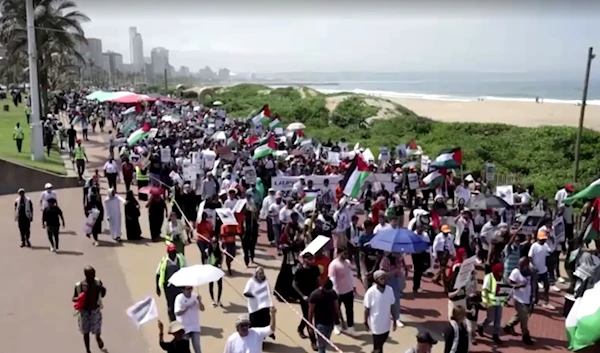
xmin=126 ymin=296 xmax=159 ymax=328
xmin=251 ymin=105 xmax=271 ymax=125
xmin=566 ymin=264 xmax=600 ymax=351
xmin=342 ymin=154 xmax=372 ymax=198
xmin=564 ymin=179 xmax=600 ymax=205
xmin=253 ymin=136 xmax=277 ymax=160
xmin=434 ymin=147 xmax=462 ymax=169
xmin=579 ymin=198 xmax=600 ymax=242
xmin=269 ymin=118 xmax=282 ymax=130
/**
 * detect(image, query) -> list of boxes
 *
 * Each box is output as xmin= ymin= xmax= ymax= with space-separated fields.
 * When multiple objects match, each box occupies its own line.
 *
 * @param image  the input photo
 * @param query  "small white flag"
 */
xmin=126 ymin=296 xmax=159 ymax=328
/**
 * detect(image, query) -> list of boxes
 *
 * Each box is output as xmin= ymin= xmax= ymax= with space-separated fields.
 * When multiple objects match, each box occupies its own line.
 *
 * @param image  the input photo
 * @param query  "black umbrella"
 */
xmin=466 ymin=194 xmax=510 ymax=210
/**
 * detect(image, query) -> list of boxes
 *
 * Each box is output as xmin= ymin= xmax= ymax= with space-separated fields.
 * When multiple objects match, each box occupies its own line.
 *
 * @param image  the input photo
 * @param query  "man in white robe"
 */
xmin=104 ymin=188 xmax=122 ymax=241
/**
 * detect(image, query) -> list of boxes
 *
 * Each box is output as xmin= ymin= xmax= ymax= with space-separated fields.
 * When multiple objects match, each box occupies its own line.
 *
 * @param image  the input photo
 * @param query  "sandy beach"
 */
xmin=383 ymin=97 xmax=600 ymax=130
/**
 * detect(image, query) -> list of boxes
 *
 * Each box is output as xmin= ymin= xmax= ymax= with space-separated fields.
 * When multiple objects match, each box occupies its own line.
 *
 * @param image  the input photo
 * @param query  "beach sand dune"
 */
xmin=384 ymin=97 xmax=600 ymax=130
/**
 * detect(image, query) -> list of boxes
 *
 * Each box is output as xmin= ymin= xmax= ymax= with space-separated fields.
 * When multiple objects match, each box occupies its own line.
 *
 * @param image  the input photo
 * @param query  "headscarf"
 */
xmin=448 ymin=247 xmax=467 ymax=278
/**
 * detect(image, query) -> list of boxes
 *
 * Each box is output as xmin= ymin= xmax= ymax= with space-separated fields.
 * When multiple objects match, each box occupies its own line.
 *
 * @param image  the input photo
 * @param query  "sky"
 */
xmin=76 ymin=0 xmax=600 ymax=75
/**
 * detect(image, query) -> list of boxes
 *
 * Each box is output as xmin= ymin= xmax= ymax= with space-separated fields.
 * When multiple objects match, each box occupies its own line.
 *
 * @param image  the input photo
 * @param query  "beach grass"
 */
xmin=0 ymin=99 xmax=66 ymax=175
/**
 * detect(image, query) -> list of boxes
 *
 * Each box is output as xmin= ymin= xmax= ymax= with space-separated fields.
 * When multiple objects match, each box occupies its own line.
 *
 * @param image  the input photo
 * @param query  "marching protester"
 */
xmin=223 ymin=308 xmax=277 ymax=353
xmin=42 ymin=198 xmax=65 ymax=252
xmin=15 ymin=188 xmax=33 ymax=247
xmin=174 ymin=287 xmax=205 ymax=353
xmin=103 ymin=156 xmax=119 ymax=191
xmin=104 ymin=188 xmax=122 ymax=242
xmin=158 ymin=320 xmax=191 ymax=353
xmin=364 ymin=270 xmax=396 ymax=353
xmin=156 ymin=244 xmax=187 ymax=322
xmin=207 ymin=235 xmax=225 ymax=307
xmin=243 ymin=267 xmax=276 ymax=340
xmin=73 ymin=266 xmax=106 ymax=353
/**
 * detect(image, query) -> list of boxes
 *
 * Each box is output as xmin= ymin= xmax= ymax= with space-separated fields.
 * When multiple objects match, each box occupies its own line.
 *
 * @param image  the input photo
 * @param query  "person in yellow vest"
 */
xmin=74 ymin=139 xmax=89 ymax=180
xmin=135 ymin=165 xmax=150 ymax=192
xmin=72 ymin=266 xmax=106 ymax=353
xmin=156 ymin=244 xmax=186 ymax=322
xmin=477 ymin=263 xmax=510 ymax=344
xmin=13 ymin=122 xmax=24 ymax=153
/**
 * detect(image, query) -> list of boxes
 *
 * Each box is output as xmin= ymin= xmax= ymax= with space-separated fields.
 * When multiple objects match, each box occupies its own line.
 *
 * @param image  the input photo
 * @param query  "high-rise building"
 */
xmin=129 ymin=27 xmax=137 ymax=64
xmin=86 ymin=38 xmax=103 ymax=68
xmin=150 ymin=47 xmax=169 ymax=75
xmin=132 ymin=33 xmax=144 ymax=72
xmin=103 ymin=51 xmax=124 ymax=76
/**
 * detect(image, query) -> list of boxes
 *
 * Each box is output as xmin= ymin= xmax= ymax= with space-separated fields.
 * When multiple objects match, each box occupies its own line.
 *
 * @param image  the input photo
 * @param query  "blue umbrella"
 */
xmin=367 ymin=228 xmax=430 ymax=254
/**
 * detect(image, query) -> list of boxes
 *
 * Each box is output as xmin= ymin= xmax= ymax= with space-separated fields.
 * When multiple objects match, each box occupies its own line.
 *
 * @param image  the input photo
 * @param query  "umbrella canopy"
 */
xmin=111 ymin=93 xmax=153 ymax=104
xmin=85 ymin=90 xmax=108 ymax=100
xmin=213 ymin=101 xmax=224 ymax=106
xmin=466 ymin=194 xmax=510 ymax=210
xmin=96 ymin=91 xmax=135 ymax=102
xmin=168 ymin=265 xmax=225 ymax=287
xmin=287 ymin=122 xmax=306 ymax=131
xmin=368 ymin=228 xmax=430 ymax=254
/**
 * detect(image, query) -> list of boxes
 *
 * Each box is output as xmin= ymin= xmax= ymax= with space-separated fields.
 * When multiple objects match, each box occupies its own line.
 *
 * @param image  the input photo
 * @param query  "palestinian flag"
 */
xmin=422 ymin=170 xmax=444 ymax=188
xmin=566 ymin=264 xmax=600 ymax=351
xmin=342 ymin=154 xmax=372 ymax=198
xmin=251 ymin=105 xmax=271 ymax=126
xmin=303 ymin=190 xmax=320 ymax=203
xmin=580 ymin=198 xmax=600 ymax=242
xmin=406 ymin=139 xmax=420 ymax=156
xmin=434 ymin=147 xmax=462 ymax=169
xmin=564 ymin=179 xmax=600 ymax=205
xmin=269 ymin=118 xmax=282 ymax=130
xmin=253 ymin=136 xmax=276 ymax=160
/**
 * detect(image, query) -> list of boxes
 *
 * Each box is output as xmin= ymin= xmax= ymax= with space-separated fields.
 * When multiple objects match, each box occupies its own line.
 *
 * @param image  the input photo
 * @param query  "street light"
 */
xmin=574 ymin=47 xmax=595 ymax=182
xmin=25 ymin=0 xmax=45 ymax=161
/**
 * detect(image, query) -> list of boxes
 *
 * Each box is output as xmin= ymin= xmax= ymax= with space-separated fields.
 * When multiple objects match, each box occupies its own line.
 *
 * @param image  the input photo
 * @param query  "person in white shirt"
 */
xmin=364 ymin=270 xmax=396 ymax=353
xmin=260 ymin=189 xmax=276 ymax=243
xmin=432 ymin=225 xmax=456 ymax=285
xmin=39 ymin=183 xmax=58 ymax=214
xmin=538 ymin=219 xmax=561 ymax=292
xmin=374 ymin=217 xmax=391 ymax=234
xmin=174 ymin=287 xmax=205 ymax=353
xmin=223 ymin=309 xmax=277 ymax=353
xmin=292 ymin=177 xmax=305 ymax=197
xmin=528 ymin=230 xmax=554 ymax=309
xmin=224 ymin=189 xmax=239 ymax=210
xmin=478 ymin=215 xmax=501 ymax=265
xmin=268 ymin=195 xmax=285 ymax=248
xmin=555 ymin=184 xmax=574 ymax=280
xmin=503 ymin=258 xmax=534 ymax=345
xmin=103 ymin=157 xmax=119 ymax=191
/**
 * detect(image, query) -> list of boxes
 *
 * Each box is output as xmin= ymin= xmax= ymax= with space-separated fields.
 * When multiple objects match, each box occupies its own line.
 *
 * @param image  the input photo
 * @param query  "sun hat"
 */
xmin=168 ymin=321 xmax=185 ymax=334
xmin=441 ymin=225 xmax=451 ymax=233
xmin=44 ymin=183 xmax=52 ymax=189
xmin=537 ymin=230 xmax=548 ymax=240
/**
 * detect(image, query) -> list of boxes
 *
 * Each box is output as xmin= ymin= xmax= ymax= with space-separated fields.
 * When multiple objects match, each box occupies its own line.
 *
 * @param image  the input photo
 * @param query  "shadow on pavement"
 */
xmin=201 ymin=325 xmax=224 ymax=339
xmin=222 ymin=301 xmax=248 ymax=314
xmin=97 ymin=240 xmax=123 ymax=247
xmin=403 ymin=306 xmax=442 ymax=319
xmin=28 ymin=245 xmax=83 ymax=256
xmin=264 ymin=342 xmax=306 ymax=353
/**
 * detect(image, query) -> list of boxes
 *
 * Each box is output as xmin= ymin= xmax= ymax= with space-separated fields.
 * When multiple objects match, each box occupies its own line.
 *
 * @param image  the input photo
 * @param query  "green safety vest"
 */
xmin=75 ymin=146 xmax=85 ymax=160
xmin=158 ymin=254 xmax=185 ymax=287
xmin=135 ymin=166 xmax=149 ymax=181
xmin=13 ymin=127 xmax=24 ymax=140
xmin=482 ymin=273 xmax=510 ymax=306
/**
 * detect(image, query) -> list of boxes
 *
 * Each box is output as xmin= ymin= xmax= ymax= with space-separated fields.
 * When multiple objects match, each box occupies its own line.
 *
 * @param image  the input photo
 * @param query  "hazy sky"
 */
xmin=76 ymin=1 xmax=600 ymax=75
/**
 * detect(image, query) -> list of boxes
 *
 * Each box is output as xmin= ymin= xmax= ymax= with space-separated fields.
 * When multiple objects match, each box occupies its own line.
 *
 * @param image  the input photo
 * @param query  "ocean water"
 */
xmin=265 ymin=71 xmax=600 ymax=105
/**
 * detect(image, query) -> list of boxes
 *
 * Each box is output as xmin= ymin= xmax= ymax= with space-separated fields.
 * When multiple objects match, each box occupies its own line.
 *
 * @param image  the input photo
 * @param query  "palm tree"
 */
xmin=0 ymin=0 xmax=89 ymax=114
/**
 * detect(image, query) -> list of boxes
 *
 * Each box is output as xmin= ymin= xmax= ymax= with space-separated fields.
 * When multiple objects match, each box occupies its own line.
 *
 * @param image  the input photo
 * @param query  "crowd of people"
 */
xmin=16 ymin=89 xmax=600 ymax=353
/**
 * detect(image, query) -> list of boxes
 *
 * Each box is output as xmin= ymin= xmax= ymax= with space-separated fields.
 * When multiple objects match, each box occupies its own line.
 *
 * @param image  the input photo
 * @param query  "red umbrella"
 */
xmin=111 ymin=94 xmax=154 ymax=104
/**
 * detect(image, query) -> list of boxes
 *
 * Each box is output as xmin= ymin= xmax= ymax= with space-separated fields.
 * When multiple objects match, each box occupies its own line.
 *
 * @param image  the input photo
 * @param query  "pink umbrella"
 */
xmin=110 ymin=94 xmax=154 ymax=104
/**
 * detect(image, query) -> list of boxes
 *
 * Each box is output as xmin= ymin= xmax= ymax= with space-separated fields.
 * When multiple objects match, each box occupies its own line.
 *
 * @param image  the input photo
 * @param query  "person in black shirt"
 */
xmin=42 ymin=198 xmax=65 ymax=252
xmin=443 ymin=306 xmax=469 ymax=353
xmin=158 ymin=320 xmax=191 ymax=353
xmin=67 ymin=125 xmax=77 ymax=151
xmin=15 ymin=188 xmax=33 ymax=247
xmin=293 ymin=253 xmax=321 ymax=349
xmin=308 ymin=279 xmax=342 ymax=353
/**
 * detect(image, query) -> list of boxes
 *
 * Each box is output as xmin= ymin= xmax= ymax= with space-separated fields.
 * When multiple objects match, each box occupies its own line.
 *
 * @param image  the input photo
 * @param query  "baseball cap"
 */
xmin=416 ymin=331 xmax=437 ymax=345
xmin=537 ymin=230 xmax=548 ymax=240
xmin=565 ymin=184 xmax=575 ymax=192
xmin=441 ymin=225 xmax=451 ymax=233
xmin=167 ymin=244 xmax=177 ymax=252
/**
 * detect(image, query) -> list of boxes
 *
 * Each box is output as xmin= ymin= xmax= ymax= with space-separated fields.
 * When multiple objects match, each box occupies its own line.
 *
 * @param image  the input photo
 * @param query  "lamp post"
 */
xmin=574 ymin=47 xmax=595 ymax=182
xmin=26 ymin=0 xmax=45 ymax=161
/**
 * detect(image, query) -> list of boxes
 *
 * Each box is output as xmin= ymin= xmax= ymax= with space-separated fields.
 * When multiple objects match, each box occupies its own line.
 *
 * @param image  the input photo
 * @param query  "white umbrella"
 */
xmin=287 ymin=122 xmax=306 ymax=131
xmin=213 ymin=101 xmax=224 ymax=106
xmin=168 ymin=265 xmax=225 ymax=287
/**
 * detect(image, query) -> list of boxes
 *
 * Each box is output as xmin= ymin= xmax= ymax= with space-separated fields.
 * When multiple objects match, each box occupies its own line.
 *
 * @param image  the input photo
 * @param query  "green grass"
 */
xmin=0 ymin=99 xmax=66 ymax=175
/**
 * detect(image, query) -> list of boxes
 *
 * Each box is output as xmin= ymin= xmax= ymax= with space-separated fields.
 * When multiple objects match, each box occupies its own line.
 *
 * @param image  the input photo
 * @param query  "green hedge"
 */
xmin=208 ymin=84 xmax=600 ymax=199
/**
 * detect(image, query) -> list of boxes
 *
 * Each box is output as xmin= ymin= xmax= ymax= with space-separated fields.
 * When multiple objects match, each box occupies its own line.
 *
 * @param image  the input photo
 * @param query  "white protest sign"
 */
xmin=553 ymin=217 xmax=565 ymax=241
xmin=328 ymin=151 xmax=341 ymax=166
xmin=421 ymin=155 xmax=431 ymax=173
xmin=84 ymin=208 xmax=100 ymax=235
xmin=272 ymin=175 xmax=343 ymax=199
xmin=453 ymin=255 xmax=477 ymax=290
xmin=496 ymin=185 xmax=514 ymax=206
xmin=215 ymin=208 xmax=238 ymax=225
xmin=485 ymin=163 xmax=495 ymax=183
xmin=301 ymin=235 xmax=331 ymax=256
xmin=378 ymin=147 xmax=390 ymax=162
xmin=196 ymin=200 xmax=206 ymax=223
xmin=126 ymin=296 xmax=159 ymax=328
xmin=338 ymin=142 xmax=349 ymax=153
xmin=242 ymin=166 xmax=257 ymax=182
xmin=233 ymin=199 xmax=247 ymax=214
xmin=202 ymin=150 xmax=216 ymax=170
xmin=182 ymin=160 xmax=197 ymax=182
xmin=160 ymin=146 xmax=172 ymax=164
xmin=408 ymin=172 xmax=420 ymax=190
xmin=363 ymin=148 xmax=375 ymax=162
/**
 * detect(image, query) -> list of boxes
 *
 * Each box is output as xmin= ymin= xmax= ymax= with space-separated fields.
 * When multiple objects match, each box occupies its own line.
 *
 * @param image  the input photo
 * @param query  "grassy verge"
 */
xmin=0 ymin=99 xmax=66 ymax=175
